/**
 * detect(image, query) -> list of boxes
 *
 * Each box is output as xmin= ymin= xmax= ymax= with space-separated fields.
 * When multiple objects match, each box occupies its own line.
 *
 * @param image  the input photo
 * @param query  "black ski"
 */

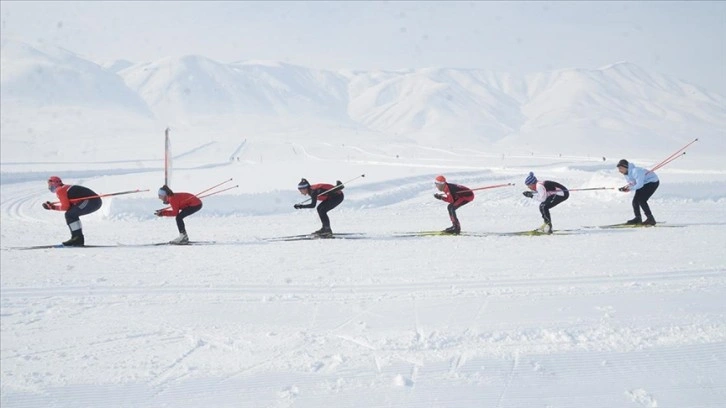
xmin=12 ymin=241 xmax=216 ymax=250
xmin=585 ymin=222 xmax=679 ymax=229
xmin=266 ymin=233 xmax=367 ymax=242
xmin=120 ymin=240 xmax=217 ymax=247
xmin=13 ymin=244 xmax=119 ymax=250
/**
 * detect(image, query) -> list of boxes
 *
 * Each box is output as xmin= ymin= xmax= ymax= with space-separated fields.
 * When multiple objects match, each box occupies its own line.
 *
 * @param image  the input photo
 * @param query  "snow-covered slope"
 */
xmin=120 ymin=57 xmax=351 ymax=124
xmin=0 ymin=39 xmax=151 ymax=116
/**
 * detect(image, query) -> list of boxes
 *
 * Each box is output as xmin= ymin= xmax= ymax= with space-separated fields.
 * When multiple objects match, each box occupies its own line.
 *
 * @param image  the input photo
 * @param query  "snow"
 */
xmin=2 ymin=39 xmax=726 ymax=408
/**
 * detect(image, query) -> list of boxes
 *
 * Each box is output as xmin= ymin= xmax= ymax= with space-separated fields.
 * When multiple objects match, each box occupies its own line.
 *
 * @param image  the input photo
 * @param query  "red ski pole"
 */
xmin=198 ymin=185 xmax=239 ymax=199
xmin=53 ymin=189 xmax=150 ymax=204
xmin=648 ymin=138 xmax=698 ymax=173
xmin=195 ymin=178 xmax=233 ymax=196
xmin=649 ymin=152 xmax=686 ymax=173
xmin=460 ymin=183 xmax=515 ymax=193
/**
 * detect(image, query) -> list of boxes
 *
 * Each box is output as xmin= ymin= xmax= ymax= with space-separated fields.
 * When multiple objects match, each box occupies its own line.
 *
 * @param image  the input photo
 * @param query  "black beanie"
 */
xmin=617 ymin=159 xmax=629 ymax=168
xmin=297 ymin=178 xmax=310 ymax=189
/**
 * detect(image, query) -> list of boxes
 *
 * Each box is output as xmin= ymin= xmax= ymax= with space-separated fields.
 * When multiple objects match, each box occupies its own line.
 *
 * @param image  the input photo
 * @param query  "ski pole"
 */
xmin=568 ymin=187 xmax=618 ymax=192
xmin=296 ymin=174 xmax=366 ymax=205
xmin=195 ymin=178 xmax=234 ymax=197
xmin=650 ymin=152 xmax=686 ymax=173
xmin=198 ymin=185 xmax=239 ymax=199
xmin=164 ymin=127 xmax=171 ymax=186
xmin=460 ymin=183 xmax=515 ymax=193
xmin=54 ymin=189 xmax=150 ymax=204
xmin=648 ymin=138 xmax=698 ymax=173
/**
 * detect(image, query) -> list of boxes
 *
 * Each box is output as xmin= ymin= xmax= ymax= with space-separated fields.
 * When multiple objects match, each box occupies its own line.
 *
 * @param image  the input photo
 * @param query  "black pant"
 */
xmin=65 ymin=198 xmax=102 ymax=235
xmin=539 ymin=191 xmax=569 ymax=225
xmin=176 ymin=204 xmax=202 ymax=234
xmin=632 ymin=181 xmax=659 ymax=220
xmin=448 ymin=196 xmax=473 ymax=228
xmin=317 ymin=194 xmax=344 ymax=229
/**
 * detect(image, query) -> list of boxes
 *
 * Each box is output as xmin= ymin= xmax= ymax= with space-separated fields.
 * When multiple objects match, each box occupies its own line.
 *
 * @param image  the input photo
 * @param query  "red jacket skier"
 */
xmin=43 ymin=176 xmax=102 ymax=246
xmin=155 ymin=185 xmax=203 ymax=244
xmin=433 ymin=175 xmax=474 ymax=234
xmin=294 ymin=178 xmax=344 ymax=235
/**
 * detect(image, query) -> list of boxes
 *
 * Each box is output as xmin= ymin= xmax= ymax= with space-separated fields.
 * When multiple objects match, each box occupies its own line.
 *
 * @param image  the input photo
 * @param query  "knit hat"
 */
xmin=524 ymin=172 xmax=537 ymax=185
xmin=48 ymin=176 xmax=62 ymax=186
xmin=47 ymin=176 xmax=63 ymax=192
xmin=617 ymin=159 xmax=629 ymax=169
xmin=297 ymin=178 xmax=310 ymax=189
xmin=434 ymin=175 xmax=446 ymax=185
xmin=158 ymin=185 xmax=173 ymax=197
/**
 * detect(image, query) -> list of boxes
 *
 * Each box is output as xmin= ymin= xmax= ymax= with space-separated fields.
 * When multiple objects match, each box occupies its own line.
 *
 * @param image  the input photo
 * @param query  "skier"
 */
xmin=433 ymin=175 xmax=474 ymax=234
xmin=42 ymin=176 xmax=102 ymax=246
xmin=154 ymin=185 xmax=203 ymax=244
xmin=616 ymin=159 xmax=659 ymax=225
xmin=293 ymin=178 xmax=344 ymax=236
xmin=522 ymin=172 xmax=569 ymax=234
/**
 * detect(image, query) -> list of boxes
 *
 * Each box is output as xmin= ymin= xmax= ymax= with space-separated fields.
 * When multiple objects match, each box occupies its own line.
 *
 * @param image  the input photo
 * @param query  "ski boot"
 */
xmin=443 ymin=225 xmax=461 ymax=235
xmin=313 ymin=227 xmax=333 ymax=237
xmin=62 ymin=234 xmax=85 ymax=247
xmin=169 ymin=233 xmax=189 ymax=245
xmin=642 ymin=217 xmax=656 ymax=226
xmin=626 ymin=217 xmax=642 ymax=225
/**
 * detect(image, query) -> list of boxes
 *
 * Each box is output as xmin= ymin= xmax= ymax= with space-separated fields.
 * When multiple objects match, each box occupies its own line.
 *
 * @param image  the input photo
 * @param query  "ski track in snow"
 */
xmin=2 ymin=148 xmax=725 ymax=407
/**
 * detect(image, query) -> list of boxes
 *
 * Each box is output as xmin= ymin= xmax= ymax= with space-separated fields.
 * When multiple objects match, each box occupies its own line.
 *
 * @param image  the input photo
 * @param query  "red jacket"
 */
xmin=51 ymin=185 xmax=100 ymax=211
xmin=298 ymin=183 xmax=343 ymax=209
xmin=439 ymin=183 xmax=474 ymax=204
xmin=158 ymin=192 xmax=202 ymax=216
xmin=310 ymin=183 xmax=340 ymax=202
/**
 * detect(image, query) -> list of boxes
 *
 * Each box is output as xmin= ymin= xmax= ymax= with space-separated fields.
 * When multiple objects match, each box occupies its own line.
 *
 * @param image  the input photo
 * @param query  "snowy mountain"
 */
xmin=0 ymin=39 xmax=152 ymax=116
xmin=101 ymin=59 xmax=135 ymax=73
xmin=508 ymin=62 xmax=726 ymax=152
xmin=119 ymin=57 xmax=352 ymax=124
xmin=345 ymin=68 xmax=526 ymax=141
xmin=1 ymin=39 xmax=724 ymax=159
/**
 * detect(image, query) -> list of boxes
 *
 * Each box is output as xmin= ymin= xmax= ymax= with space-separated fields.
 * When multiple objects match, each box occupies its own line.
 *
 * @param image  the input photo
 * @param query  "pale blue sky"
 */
xmin=2 ymin=1 xmax=724 ymax=94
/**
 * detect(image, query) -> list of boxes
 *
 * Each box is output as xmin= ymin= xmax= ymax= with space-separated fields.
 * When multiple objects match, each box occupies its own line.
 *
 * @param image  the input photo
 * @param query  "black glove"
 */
xmin=154 ymin=210 xmax=163 ymax=217
xmin=618 ymin=186 xmax=629 ymax=192
xmin=522 ymin=191 xmax=534 ymax=198
xmin=434 ymin=193 xmax=444 ymax=200
xmin=42 ymin=201 xmax=53 ymax=210
xmin=335 ymin=180 xmax=344 ymax=190
xmin=294 ymin=204 xmax=303 ymax=209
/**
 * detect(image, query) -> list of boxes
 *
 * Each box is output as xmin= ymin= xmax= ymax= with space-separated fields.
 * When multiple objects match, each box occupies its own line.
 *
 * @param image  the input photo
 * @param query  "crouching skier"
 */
xmin=294 ymin=178 xmax=344 ymax=236
xmin=433 ymin=175 xmax=475 ymax=234
xmin=522 ymin=172 xmax=569 ymax=234
xmin=154 ymin=185 xmax=203 ymax=244
xmin=43 ymin=176 xmax=102 ymax=246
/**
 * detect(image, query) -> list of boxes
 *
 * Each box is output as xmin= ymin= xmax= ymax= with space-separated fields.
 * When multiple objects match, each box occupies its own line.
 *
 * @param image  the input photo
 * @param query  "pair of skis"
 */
xmin=265 ymin=232 xmax=368 ymax=242
xmin=13 ymin=222 xmax=682 ymax=249
xmin=13 ymin=241 xmax=216 ymax=250
xmin=396 ymin=222 xmax=679 ymax=237
xmin=393 ymin=230 xmax=573 ymax=237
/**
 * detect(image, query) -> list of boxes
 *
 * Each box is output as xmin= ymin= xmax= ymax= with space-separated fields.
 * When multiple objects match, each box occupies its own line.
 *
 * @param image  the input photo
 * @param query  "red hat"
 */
xmin=48 ymin=176 xmax=62 ymax=186
xmin=435 ymin=175 xmax=446 ymax=184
